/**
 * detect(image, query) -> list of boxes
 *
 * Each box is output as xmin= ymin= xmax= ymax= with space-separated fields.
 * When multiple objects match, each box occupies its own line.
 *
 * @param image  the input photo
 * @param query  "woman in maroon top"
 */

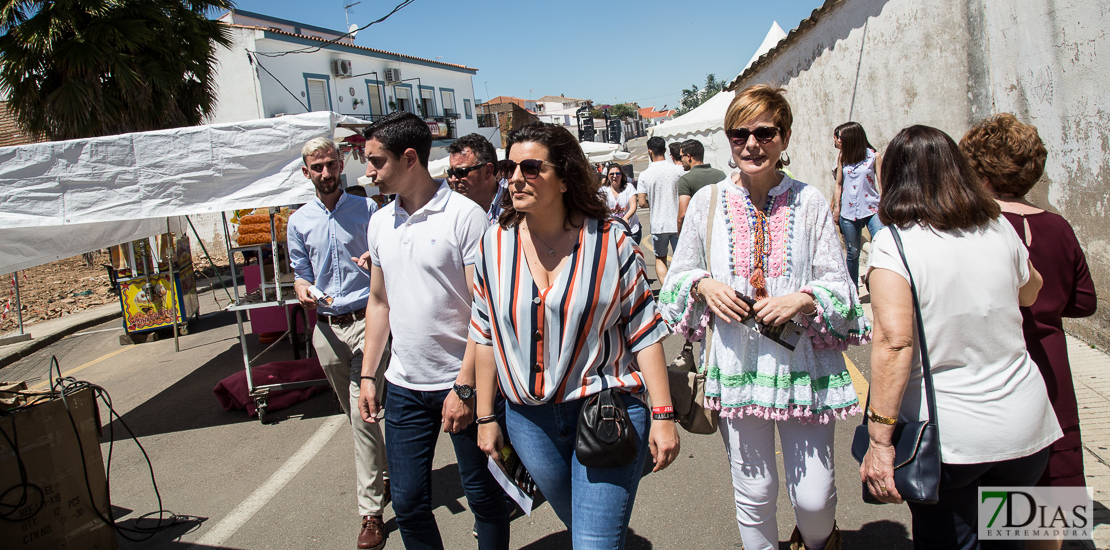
xmin=961 ymin=113 xmax=1097 ymax=550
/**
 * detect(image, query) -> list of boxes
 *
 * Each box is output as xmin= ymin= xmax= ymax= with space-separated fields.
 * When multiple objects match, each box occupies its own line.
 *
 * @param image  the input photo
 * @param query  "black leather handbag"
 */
xmin=576 ymin=388 xmax=638 ymax=468
xmin=851 ymin=227 xmax=942 ymax=505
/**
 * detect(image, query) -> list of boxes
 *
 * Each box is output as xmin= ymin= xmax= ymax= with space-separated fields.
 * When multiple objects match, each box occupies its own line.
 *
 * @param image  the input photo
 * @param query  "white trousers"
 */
xmin=719 ymin=415 xmax=837 ymax=550
xmin=314 ymin=319 xmax=389 ymax=517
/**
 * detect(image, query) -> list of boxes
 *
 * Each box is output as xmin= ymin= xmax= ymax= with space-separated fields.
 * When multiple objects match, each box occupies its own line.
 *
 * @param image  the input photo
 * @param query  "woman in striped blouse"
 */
xmin=471 ymin=123 xmax=679 ymax=549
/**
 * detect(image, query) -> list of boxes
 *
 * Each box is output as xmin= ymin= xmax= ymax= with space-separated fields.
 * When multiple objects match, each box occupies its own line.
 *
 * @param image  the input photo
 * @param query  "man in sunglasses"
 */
xmin=669 ymin=142 xmax=684 ymax=166
xmin=356 ymin=111 xmax=511 ymax=550
xmin=446 ymin=133 xmax=505 ymax=225
xmin=676 ymin=139 xmax=725 ymax=234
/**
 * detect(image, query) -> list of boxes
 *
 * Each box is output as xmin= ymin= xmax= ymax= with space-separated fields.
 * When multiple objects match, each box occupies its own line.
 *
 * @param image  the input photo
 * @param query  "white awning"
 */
xmin=0 ymin=111 xmax=358 ymax=275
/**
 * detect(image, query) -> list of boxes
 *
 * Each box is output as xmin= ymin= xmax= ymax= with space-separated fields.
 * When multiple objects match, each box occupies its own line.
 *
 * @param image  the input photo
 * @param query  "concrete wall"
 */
xmin=729 ymin=0 xmax=1110 ymax=348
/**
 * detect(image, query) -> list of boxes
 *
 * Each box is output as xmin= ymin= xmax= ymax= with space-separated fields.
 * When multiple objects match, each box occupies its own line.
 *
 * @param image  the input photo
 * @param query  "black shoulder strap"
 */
xmin=860 ymin=227 xmax=938 ymax=425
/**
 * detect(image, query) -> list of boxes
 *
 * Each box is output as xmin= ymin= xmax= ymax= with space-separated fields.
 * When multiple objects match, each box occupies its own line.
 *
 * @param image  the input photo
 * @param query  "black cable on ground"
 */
xmin=0 ymin=357 xmax=190 ymax=541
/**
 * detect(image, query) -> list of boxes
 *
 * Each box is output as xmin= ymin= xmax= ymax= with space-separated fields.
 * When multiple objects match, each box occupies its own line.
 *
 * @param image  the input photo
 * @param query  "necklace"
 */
xmin=523 ymin=223 xmax=564 ymax=257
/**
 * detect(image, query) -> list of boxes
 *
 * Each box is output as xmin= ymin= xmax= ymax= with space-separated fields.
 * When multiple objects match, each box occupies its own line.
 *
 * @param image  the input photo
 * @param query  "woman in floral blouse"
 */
xmin=658 ymin=85 xmax=869 ymax=550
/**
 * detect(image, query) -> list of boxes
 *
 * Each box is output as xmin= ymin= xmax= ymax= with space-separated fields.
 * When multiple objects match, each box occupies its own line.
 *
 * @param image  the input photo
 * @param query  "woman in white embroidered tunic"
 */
xmin=658 ymin=85 xmax=869 ymax=550
xmin=472 ymin=123 xmax=679 ymax=550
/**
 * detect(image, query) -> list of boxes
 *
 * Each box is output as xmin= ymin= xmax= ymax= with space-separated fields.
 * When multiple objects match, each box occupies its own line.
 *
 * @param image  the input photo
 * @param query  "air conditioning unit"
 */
xmin=384 ymin=68 xmax=402 ymax=84
xmin=331 ymin=59 xmax=353 ymax=78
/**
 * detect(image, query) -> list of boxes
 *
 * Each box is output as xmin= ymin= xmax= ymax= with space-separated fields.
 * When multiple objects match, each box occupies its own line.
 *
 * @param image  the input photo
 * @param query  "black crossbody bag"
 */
xmin=851 ymin=226 xmax=942 ymax=505
xmin=576 ymin=388 xmax=638 ymax=468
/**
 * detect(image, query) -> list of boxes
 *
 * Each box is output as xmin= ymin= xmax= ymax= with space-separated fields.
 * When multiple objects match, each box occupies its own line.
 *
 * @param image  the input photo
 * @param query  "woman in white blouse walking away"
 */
xmin=658 ymin=85 xmax=870 ymax=550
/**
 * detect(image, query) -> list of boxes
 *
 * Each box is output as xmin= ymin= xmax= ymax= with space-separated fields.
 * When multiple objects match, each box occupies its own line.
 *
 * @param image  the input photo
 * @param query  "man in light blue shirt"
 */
xmin=287 ymin=137 xmax=389 ymax=550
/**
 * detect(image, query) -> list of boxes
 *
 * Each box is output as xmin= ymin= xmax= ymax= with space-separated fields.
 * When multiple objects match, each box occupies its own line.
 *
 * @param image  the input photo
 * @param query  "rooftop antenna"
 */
xmin=344 ymin=1 xmax=361 ymax=39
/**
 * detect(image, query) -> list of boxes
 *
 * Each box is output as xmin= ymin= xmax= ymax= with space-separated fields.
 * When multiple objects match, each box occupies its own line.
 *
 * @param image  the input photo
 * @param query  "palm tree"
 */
xmin=0 ymin=0 xmax=233 ymax=141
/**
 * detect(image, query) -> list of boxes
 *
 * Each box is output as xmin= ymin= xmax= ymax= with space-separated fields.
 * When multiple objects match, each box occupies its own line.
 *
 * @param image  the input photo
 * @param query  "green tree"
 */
xmin=676 ymin=73 xmax=725 ymax=116
xmin=609 ymin=103 xmax=635 ymax=119
xmin=0 ymin=0 xmax=234 ymax=141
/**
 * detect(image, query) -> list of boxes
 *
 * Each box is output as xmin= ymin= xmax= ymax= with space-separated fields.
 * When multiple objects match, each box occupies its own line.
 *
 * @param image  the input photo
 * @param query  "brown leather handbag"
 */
xmin=669 ymin=184 xmax=720 ymax=435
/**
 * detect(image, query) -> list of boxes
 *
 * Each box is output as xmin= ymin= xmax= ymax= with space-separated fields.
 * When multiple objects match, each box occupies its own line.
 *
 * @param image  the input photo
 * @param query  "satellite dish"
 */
xmin=348 ymin=23 xmax=358 ymax=39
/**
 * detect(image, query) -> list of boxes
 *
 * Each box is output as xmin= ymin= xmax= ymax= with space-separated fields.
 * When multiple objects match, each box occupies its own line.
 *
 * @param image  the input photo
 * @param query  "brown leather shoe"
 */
xmin=358 ymin=515 xmax=386 ymax=550
xmin=789 ymin=522 xmax=842 ymax=550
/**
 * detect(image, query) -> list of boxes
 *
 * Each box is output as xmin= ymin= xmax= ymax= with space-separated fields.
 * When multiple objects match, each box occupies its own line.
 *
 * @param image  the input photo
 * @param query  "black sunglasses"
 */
xmin=498 ymin=159 xmax=555 ymax=180
xmin=726 ymin=126 xmax=781 ymax=145
xmin=447 ymin=162 xmax=489 ymax=179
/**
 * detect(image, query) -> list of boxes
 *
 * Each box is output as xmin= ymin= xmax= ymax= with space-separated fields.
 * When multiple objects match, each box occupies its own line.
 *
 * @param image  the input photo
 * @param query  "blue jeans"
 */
xmin=383 ymin=382 xmax=510 ymax=550
xmin=839 ymin=214 xmax=886 ymax=285
xmin=907 ymin=447 xmax=1049 ymax=550
xmin=505 ymin=393 xmax=650 ymax=550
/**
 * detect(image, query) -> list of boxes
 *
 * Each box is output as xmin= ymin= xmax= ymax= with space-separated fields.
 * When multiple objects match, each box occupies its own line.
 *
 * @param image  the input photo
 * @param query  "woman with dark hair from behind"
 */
xmin=860 ymin=125 xmax=1061 ymax=549
xmin=960 ymin=114 xmax=1096 ymax=550
xmin=471 ymin=123 xmax=679 ymax=549
xmin=831 ymin=121 xmax=883 ymax=287
xmin=602 ymin=163 xmax=642 ymax=244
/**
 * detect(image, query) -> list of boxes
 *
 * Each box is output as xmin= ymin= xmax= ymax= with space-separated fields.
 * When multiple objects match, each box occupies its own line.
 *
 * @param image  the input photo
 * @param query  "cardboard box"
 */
xmin=0 ymin=387 xmax=117 ymax=549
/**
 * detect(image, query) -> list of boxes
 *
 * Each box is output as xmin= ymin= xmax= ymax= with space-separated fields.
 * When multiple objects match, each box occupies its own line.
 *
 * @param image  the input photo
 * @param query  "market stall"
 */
xmin=0 ymin=111 xmax=361 ymax=422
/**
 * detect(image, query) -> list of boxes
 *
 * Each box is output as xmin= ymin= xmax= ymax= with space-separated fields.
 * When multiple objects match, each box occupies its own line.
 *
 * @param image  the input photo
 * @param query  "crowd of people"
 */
xmin=284 ymin=80 xmax=1096 ymax=549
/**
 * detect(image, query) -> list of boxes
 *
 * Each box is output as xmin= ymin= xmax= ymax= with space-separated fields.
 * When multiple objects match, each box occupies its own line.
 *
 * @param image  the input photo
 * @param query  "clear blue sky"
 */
xmin=226 ymin=0 xmax=824 ymax=109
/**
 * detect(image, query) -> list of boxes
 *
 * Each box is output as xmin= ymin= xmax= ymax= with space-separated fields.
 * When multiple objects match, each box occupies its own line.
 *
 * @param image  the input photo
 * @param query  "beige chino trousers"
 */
xmin=313 ymin=317 xmax=389 ymax=517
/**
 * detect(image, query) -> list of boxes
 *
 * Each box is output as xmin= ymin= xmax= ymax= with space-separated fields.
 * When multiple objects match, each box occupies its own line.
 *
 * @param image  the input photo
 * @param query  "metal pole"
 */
xmin=13 ymin=272 xmax=23 ymax=335
xmin=168 ymin=218 xmax=180 ymax=352
xmin=269 ymin=208 xmax=281 ymax=302
xmin=222 ymin=212 xmax=242 ymax=304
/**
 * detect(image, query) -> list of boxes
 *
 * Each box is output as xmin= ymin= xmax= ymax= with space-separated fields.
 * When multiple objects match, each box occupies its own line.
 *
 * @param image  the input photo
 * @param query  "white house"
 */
xmin=210 ymin=10 xmax=482 ymax=143
xmin=535 ymin=95 xmax=590 ymax=127
xmin=191 ymin=10 xmax=487 ymax=251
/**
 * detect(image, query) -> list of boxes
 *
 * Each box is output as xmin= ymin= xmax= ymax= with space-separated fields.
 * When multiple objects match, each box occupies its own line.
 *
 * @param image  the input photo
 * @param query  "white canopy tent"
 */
xmin=0 ymin=111 xmax=358 ymax=275
xmin=649 ymin=21 xmax=788 ymax=172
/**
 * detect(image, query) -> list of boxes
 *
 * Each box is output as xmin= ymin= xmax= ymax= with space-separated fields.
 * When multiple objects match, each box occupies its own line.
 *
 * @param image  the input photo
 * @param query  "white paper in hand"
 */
xmin=487 ymin=457 xmax=533 ymax=516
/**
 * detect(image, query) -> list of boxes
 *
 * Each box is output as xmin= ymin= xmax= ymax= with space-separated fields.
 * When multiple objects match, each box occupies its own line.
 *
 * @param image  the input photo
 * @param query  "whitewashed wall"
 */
xmin=730 ymin=0 xmax=1110 ymax=347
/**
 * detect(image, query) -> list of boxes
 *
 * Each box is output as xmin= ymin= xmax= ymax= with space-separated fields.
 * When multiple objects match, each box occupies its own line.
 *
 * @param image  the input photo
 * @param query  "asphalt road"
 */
xmin=1 ymin=206 xmax=915 ymax=549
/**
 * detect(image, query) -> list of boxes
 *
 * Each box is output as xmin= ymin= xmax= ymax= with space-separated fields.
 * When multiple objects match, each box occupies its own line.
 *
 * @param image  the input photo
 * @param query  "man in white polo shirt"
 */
xmin=356 ymin=112 xmax=509 ymax=550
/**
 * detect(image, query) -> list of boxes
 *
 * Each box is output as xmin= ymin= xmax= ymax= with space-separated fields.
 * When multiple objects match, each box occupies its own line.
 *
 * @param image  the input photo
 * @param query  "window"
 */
xmin=440 ymin=90 xmax=456 ymax=118
xmin=394 ymin=87 xmax=412 ymax=113
xmin=420 ymin=88 xmax=435 ymax=118
xmin=366 ymin=83 xmax=383 ymax=116
xmin=463 ymin=99 xmax=473 ymax=119
xmin=306 ymin=78 xmax=329 ymax=111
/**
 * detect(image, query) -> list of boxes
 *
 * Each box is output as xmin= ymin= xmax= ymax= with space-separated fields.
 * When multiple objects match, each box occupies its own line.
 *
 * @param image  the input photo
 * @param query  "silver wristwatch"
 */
xmin=452 ymin=383 xmax=475 ymax=400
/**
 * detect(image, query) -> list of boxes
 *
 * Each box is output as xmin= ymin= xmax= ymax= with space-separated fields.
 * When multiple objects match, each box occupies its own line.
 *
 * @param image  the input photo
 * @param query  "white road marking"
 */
xmin=188 ymin=415 xmax=346 ymax=548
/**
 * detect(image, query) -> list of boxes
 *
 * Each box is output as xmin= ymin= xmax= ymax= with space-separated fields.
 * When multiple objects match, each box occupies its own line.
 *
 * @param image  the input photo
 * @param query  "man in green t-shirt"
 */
xmin=676 ymin=139 xmax=725 ymax=234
